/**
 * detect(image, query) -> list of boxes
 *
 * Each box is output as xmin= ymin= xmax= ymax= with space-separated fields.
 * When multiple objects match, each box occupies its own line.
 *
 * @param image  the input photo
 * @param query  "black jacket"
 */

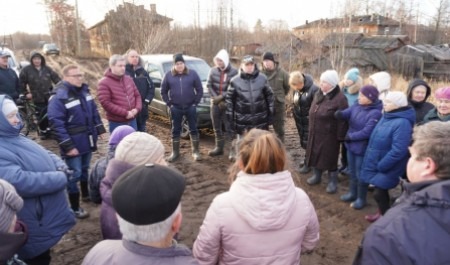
xmin=292 ymin=74 xmax=318 ymax=148
xmin=207 ymin=63 xmax=238 ymax=97
xmin=226 ymin=67 xmax=274 ymax=134
xmin=125 ymin=62 xmax=155 ymax=104
xmin=406 ymin=79 xmax=434 ymax=123
xmin=19 ymin=52 xmax=60 ymax=104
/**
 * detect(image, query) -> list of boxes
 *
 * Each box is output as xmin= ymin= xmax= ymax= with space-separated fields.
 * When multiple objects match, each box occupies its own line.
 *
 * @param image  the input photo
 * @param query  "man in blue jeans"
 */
xmin=161 ymin=53 xmax=203 ymax=162
xmin=48 ymin=64 xmax=106 ymax=219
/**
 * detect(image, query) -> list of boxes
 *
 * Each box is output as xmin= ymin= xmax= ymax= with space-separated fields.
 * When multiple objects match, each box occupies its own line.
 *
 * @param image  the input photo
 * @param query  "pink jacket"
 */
xmin=193 ymin=170 xmax=319 ymax=265
xmin=98 ymin=69 xmax=142 ymax=123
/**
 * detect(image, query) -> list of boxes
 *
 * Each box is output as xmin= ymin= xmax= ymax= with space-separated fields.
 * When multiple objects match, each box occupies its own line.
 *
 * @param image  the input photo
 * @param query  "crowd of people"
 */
xmin=0 ymin=47 xmax=449 ymax=265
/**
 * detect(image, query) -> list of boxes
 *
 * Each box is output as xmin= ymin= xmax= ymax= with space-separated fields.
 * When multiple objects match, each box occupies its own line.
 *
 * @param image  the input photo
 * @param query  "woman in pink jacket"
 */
xmin=193 ymin=129 xmax=320 ymax=265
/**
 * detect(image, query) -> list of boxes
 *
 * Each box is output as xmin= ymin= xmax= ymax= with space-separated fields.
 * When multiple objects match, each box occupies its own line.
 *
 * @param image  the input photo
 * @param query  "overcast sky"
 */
xmin=1 ymin=0 xmax=440 ymax=35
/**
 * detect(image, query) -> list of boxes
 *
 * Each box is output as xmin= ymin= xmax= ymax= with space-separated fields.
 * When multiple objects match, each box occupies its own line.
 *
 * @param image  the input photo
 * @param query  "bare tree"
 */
xmin=432 ymin=0 xmax=450 ymax=44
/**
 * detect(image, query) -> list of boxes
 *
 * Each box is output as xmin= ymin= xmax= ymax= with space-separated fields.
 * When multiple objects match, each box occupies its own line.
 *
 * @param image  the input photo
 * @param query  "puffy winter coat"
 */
xmin=225 ymin=68 xmax=274 ymax=134
xmin=193 ymin=170 xmax=319 ymax=265
xmin=100 ymin=159 xmax=135 ymax=239
xmin=354 ymin=179 xmax=450 ymax=265
xmin=48 ymin=81 xmax=106 ymax=157
xmin=292 ymin=74 xmax=319 ymax=149
xmin=19 ymin=52 xmax=61 ymax=104
xmin=0 ymin=67 xmax=20 ymax=100
xmin=360 ymin=106 xmax=415 ymax=189
xmin=88 ymin=147 xmax=115 ymax=204
xmin=406 ymin=79 xmax=434 ymax=123
xmin=306 ymin=87 xmax=348 ymax=170
xmin=161 ymin=67 xmax=203 ymax=107
xmin=82 ymin=239 xmax=199 ymax=265
xmin=336 ymin=100 xmax=383 ymax=155
xmin=207 ymin=50 xmax=238 ymax=98
xmin=98 ymin=69 xmax=142 ymax=123
xmin=0 ymin=95 xmax=76 ymax=260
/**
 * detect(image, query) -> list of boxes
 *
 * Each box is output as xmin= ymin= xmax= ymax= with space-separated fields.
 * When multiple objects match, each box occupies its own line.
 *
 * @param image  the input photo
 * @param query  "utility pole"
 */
xmin=75 ymin=0 xmax=81 ymax=56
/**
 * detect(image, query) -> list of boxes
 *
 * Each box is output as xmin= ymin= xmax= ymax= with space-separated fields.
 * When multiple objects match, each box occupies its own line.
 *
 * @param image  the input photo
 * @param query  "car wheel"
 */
xmin=181 ymin=117 xmax=190 ymax=139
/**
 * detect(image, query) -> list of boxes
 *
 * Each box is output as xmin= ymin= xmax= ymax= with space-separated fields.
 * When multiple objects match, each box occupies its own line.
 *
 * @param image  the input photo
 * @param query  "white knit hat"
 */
xmin=385 ymin=91 xmax=408 ymax=107
xmin=115 ymin=132 xmax=166 ymax=166
xmin=320 ymin=70 xmax=339 ymax=88
xmin=0 ymin=179 xmax=23 ymax=233
xmin=2 ymin=99 xmax=18 ymax=116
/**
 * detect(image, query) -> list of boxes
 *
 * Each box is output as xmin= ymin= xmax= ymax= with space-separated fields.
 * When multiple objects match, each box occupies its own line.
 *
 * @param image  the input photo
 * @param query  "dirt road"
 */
xmin=30 ymin=54 xmax=375 ymax=265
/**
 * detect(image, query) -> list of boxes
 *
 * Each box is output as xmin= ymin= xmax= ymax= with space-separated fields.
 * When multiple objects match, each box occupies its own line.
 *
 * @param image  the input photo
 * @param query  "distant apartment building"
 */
xmin=88 ymin=3 xmax=172 ymax=57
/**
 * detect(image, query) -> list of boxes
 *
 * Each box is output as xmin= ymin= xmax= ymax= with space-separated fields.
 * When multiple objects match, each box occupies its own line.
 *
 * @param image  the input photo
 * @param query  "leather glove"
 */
xmin=213 ymin=95 xmax=224 ymax=105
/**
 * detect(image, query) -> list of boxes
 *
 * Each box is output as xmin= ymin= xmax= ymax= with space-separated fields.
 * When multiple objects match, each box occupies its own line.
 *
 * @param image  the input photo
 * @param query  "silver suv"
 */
xmin=141 ymin=54 xmax=212 ymax=138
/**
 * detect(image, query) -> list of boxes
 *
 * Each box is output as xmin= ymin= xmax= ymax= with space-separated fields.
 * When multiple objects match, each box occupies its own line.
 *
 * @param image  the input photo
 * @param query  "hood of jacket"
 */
xmin=343 ymin=75 xmax=363 ymax=95
xmin=401 ymin=179 xmax=450 ymax=234
xmin=384 ymin=105 xmax=416 ymax=126
xmin=214 ymin=49 xmax=230 ymax=69
xmin=29 ymin=51 xmax=46 ymax=66
xmin=229 ymin=170 xmax=297 ymax=231
xmin=370 ymin=71 xmax=391 ymax=94
xmin=0 ymin=95 xmax=23 ymax=137
xmin=407 ymin=78 xmax=431 ymax=103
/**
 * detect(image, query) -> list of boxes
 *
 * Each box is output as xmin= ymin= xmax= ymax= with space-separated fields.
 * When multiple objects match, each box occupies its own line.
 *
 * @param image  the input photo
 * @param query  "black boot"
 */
xmin=167 ymin=138 xmax=180 ymax=162
xmin=208 ymin=136 xmax=224 ymax=156
xmin=307 ymin=168 xmax=322 ymax=185
xmin=326 ymin=170 xmax=338 ymax=194
xmin=191 ymin=135 xmax=202 ymax=161
xmin=80 ymin=181 xmax=90 ymax=202
xmin=69 ymin=193 xmax=89 ymax=219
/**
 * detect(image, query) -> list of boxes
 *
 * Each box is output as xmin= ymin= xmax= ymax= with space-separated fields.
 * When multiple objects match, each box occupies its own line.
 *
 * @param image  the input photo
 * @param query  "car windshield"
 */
xmin=162 ymin=60 xmax=210 ymax=81
xmin=45 ymin=44 xmax=58 ymax=49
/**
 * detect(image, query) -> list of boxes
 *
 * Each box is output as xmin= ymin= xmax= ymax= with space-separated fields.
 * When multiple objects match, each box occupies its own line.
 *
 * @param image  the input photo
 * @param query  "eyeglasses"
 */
xmin=67 ymin=74 xmax=84 ymax=78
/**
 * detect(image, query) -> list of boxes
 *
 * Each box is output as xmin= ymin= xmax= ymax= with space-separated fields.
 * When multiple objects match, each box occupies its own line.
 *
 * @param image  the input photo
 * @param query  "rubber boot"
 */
xmin=167 ymin=139 xmax=180 ymax=162
xmin=326 ymin=170 xmax=338 ymax=194
xmin=191 ymin=135 xmax=202 ymax=161
xmin=307 ymin=168 xmax=322 ymax=185
xmin=299 ymin=158 xmax=310 ymax=174
xmin=80 ymin=181 xmax=90 ymax=202
xmin=208 ymin=137 xmax=224 ymax=156
xmin=351 ymin=183 xmax=368 ymax=209
xmin=69 ymin=193 xmax=89 ymax=219
xmin=365 ymin=210 xmax=381 ymax=222
xmin=229 ymin=135 xmax=241 ymax=162
xmin=340 ymin=179 xmax=357 ymax=202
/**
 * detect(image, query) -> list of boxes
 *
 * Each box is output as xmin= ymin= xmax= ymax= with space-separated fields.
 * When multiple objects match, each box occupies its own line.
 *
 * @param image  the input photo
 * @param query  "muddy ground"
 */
xmin=26 ymin=54 xmax=379 ymax=265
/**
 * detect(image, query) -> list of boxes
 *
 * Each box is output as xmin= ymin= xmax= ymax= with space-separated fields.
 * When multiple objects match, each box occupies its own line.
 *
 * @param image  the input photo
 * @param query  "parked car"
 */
xmin=141 ymin=54 xmax=212 ymax=138
xmin=42 ymin=43 xmax=60 ymax=55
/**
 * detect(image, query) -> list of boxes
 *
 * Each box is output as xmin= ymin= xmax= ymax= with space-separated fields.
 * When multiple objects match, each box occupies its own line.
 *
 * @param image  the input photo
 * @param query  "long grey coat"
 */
xmin=306 ymin=87 xmax=348 ymax=170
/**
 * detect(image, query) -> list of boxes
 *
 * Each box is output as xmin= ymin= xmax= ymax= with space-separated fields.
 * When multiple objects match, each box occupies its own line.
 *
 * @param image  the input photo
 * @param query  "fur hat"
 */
xmin=385 ymin=91 xmax=408 ymax=107
xmin=115 ymin=132 xmax=166 ymax=166
xmin=360 ymin=85 xmax=379 ymax=103
xmin=112 ymin=164 xmax=186 ymax=225
xmin=262 ymin=52 xmax=275 ymax=62
xmin=2 ymin=98 xmax=18 ymax=116
xmin=320 ymin=70 xmax=339 ymax=88
xmin=345 ymin=68 xmax=360 ymax=83
xmin=0 ymin=179 xmax=23 ymax=233
xmin=435 ymin=87 xmax=450 ymax=100
xmin=173 ymin=53 xmax=185 ymax=64
xmin=109 ymin=125 xmax=136 ymax=146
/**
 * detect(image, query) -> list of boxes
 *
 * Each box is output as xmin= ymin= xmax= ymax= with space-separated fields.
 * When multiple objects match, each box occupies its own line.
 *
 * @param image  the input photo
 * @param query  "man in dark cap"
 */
xmin=161 ymin=53 xmax=203 ymax=162
xmin=261 ymin=52 xmax=290 ymax=142
xmin=19 ymin=51 xmax=61 ymax=139
xmin=82 ymin=164 xmax=198 ymax=265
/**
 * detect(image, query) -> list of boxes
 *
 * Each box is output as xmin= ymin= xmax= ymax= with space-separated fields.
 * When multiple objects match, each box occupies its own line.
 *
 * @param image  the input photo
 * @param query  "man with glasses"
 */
xmin=225 ymin=55 xmax=274 ymax=161
xmin=48 ymin=64 xmax=106 ymax=219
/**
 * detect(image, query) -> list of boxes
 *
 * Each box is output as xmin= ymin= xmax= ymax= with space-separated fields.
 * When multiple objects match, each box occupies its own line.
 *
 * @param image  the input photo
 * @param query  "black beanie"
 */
xmin=173 ymin=53 xmax=185 ymax=63
xmin=112 ymin=164 xmax=186 ymax=225
xmin=262 ymin=52 xmax=275 ymax=62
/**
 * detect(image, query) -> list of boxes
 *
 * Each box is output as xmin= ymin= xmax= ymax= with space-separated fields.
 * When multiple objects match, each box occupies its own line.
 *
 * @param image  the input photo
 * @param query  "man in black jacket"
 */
xmin=125 ymin=50 xmax=155 ymax=132
xmin=19 ymin=51 xmax=61 ymax=138
xmin=353 ymin=121 xmax=450 ymax=265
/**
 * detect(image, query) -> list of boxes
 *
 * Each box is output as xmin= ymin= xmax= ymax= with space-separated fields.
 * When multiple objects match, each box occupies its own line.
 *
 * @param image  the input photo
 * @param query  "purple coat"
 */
xmin=337 ymin=100 xmax=382 ymax=155
xmin=100 ymin=159 xmax=135 ymax=240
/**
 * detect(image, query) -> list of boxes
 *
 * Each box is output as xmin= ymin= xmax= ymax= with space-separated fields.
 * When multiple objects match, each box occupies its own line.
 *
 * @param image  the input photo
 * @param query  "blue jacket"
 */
xmin=48 ymin=81 xmax=106 ymax=157
xmin=161 ymin=67 xmax=203 ymax=107
xmin=337 ymin=100 xmax=382 ymax=155
xmin=360 ymin=106 xmax=415 ymax=189
xmin=0 ymin=67 xmax=20 ymax=100
xmin=354 ymin=179 xmax=450 ymax=265
xmin=0 ymin=95 xmax=76 ymax=260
